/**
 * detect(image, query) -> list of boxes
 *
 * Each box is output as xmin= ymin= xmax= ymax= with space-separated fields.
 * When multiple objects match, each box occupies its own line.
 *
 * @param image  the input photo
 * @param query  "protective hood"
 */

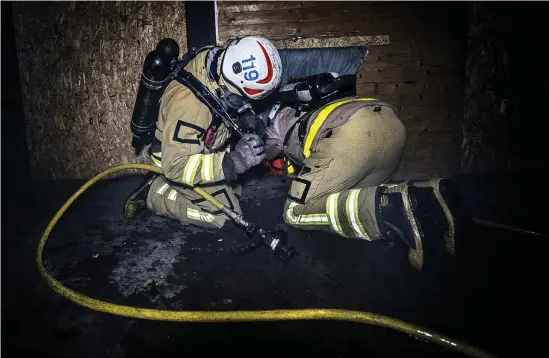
xmin=264 ymin=106 xmax=304 ymax=162
xmin=204 ymin=47 xmax=242 ymax=95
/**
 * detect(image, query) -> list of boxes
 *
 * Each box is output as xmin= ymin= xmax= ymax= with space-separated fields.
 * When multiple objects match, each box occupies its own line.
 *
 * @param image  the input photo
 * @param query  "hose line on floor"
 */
xmin=37 ymin=164 xmax=496 ymax=358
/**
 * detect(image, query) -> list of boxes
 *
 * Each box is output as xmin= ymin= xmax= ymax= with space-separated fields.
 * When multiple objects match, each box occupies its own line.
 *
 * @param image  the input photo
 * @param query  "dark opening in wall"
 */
xmin=1 ymin=2 xmax=32 ymax=234
xmin=185 ymin=0 xmax=216 ymax=50
xmin=463 ymin=3 xmax=549 ymax=173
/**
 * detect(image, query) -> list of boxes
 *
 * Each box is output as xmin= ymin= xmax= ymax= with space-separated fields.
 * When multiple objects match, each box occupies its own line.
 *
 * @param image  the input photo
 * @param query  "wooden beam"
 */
xmin=273 ymin=35 xmax=389 ymax=49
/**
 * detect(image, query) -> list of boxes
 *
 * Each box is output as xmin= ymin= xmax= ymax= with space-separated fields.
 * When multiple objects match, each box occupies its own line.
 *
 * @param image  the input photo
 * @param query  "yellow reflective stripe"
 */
xmin=326 ymin=193 xmax=344 ymax=235
xmin=285 ymin=201 xmax=300 ymax=224
xmin=187 ymin=208 xmax=215 ymax=223
xmin=287 ymin=160 xmax=295 ymax=174
xmin=285 ymin=202 xmax=329 ymax=226
xmin=208 ymin=154 xmax=214 ymax=181
xmin=347 ymin=189 xmax=369 ymax=239
xmin=182 ymin=154 xmax=203 ymax=185
xmin=303 ymin=98 xmax=376 ymax=158
xmin=195 ymin=45 xmax=214 ymax=53
xmin=298 ymin=213 xmax=329 ymax=225
xmin=151 ymin=152 xmax=162 ymax=167
xmin=168 ymin=189 xmax=177 ymax=201
xmin=201 ymin=154 xmax=215 ymax=182
xmin=156 ymin=183 xmax=169 ymax=195
xmin=151 ymin=156 xmax=162 ymax=167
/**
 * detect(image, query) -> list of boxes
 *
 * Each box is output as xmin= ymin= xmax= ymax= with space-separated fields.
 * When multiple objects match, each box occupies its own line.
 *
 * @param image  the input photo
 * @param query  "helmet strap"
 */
xmin=216 ymin=85 xmax=246 ymax=113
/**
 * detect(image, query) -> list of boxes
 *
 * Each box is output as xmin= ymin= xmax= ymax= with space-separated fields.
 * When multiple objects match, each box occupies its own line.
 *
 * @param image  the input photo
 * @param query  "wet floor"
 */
xmin=2 ymin=174 xmax=547 ymax=357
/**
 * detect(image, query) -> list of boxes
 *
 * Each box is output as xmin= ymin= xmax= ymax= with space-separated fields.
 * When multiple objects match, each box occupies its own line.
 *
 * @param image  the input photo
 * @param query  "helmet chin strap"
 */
xmin=216 ymin=85 xmax=246 ymax=112
xmin=218 ymin=76 xmax=243 ymax=98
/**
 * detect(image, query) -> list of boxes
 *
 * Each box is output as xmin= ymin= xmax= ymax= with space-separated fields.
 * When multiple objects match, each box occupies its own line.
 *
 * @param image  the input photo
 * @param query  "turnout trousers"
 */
xmin=283 ymin=106 xmax=407 ymax=240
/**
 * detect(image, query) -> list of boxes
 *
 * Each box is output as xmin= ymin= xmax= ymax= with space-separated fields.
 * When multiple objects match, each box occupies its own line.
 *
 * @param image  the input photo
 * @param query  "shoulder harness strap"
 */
xmin=282 ymin=111 xmax=316 ymax=148
xmin=173 ymin=69 xmax=242 ymax=147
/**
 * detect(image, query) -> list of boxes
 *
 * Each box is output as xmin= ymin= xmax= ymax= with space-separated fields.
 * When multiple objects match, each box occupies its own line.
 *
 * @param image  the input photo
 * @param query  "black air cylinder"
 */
xmin=156 ymin=38 xmax=180 ymax=71
xmin=130 ymin=50 xmax=170 ymax=152
xmin=277 ymin=81 xmax=312 ymax=104
xmin=277 ymin=73 xmax=339 ymax=105
xmin=277 ymin=73 xmax=356 ymax=106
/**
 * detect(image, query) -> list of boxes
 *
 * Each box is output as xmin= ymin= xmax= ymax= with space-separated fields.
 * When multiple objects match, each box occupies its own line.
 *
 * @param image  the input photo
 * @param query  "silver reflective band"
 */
xmin=182 ymin=154 xmax=203 ymax=185
xmin=168 ymin=190 xmax=177 ymax=201
xmin=347 ymin=189 xmax=369 ymax=239
xmin=187 ymin=208 xmax=215 ymax=223
xmin=326 ymin=193 xmax=344 ymax=235
xmin=156 ymin=183 xmax=169 ymax=195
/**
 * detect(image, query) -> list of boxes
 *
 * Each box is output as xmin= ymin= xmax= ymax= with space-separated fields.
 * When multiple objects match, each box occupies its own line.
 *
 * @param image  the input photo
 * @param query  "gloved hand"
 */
xmin=229 ymin=133 xmax=266 ymax=175
xmin=238 ymin=110 xmax=266 ymax=136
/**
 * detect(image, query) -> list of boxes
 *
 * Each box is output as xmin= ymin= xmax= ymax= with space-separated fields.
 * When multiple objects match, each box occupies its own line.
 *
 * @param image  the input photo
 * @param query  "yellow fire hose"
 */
xmin=37 ymin=163 xmax=496 ymax=358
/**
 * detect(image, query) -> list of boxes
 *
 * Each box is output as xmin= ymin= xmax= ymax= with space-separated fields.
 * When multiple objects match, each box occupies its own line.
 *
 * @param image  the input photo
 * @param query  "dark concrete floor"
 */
xmin=2 ymin=173 xmax=547 ymax=357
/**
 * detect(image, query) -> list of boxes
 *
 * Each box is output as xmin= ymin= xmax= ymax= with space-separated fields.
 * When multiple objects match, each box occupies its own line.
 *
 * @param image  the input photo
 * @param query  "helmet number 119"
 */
xmin=242 ymin=55 xmax=258 ymax=81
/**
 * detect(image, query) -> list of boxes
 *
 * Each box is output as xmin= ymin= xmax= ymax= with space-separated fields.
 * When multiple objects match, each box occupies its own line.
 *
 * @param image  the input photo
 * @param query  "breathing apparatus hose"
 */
xmin=37 ymin=163 xmax=495 ymax=358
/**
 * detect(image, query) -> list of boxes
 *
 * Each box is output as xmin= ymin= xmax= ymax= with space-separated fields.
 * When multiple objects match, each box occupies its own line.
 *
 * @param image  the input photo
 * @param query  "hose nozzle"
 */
xmin=229 ymin=228 xmax=296 ymax=262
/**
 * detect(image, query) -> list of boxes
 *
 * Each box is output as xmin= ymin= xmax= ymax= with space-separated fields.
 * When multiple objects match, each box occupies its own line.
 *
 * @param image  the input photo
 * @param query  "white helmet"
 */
xmin=221 ymin=36 xmax=282 ymax=100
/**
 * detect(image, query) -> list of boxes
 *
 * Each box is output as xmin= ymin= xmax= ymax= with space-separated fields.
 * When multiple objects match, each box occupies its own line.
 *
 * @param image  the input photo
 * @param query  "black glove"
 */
xmin=223 ymin=134 xmax=266 ymax=180
xmin=237 ymin=110 xmax=266 ymax=136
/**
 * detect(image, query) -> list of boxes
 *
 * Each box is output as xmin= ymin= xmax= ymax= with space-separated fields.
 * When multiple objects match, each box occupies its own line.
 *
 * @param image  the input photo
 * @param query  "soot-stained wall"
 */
xmin=462 ymin=3 xmax=549 ymax=174
xmin=218 ymin=1 xmax=468 ymax=180
xmin=13 ymin=1 xmax=186 ymax=179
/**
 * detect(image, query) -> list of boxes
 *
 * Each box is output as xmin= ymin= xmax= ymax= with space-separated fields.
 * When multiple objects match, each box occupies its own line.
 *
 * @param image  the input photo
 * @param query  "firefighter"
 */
xmin=124 ymin=36 xmax=282 ymax=229
xmin=264 ymin=75 xmax=467 ymax=271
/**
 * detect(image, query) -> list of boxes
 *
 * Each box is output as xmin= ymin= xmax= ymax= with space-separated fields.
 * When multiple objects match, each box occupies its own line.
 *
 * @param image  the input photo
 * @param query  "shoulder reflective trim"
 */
xmin=326 ymin=193 xmax=345 ymax=236
xmin=187 ymin=208 xmax=215 ymax=223
xmin=201 ymin=154 xmax=215 ymax=182
xmin=303 ymin=98 xmax=376 ymax=158
xmin=346 ymin=189 xmax=370 ymax=240
xmin=182 ymin=154 xmax=203 ymax=185
xmin=156 ymin=183 xmax=170 ymax=195
xmin=168 ymin=189 xmax=178 ymax=201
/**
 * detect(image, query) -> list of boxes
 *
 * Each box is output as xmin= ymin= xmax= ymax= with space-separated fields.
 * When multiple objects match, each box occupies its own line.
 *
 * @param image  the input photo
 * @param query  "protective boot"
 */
xmin=123 ymin=173 xmax=158 ymax=219
xmin=377 ymin=183 xmax=426 ymax=271
xmin=409 ymin=178 xmax=470 ymax=257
